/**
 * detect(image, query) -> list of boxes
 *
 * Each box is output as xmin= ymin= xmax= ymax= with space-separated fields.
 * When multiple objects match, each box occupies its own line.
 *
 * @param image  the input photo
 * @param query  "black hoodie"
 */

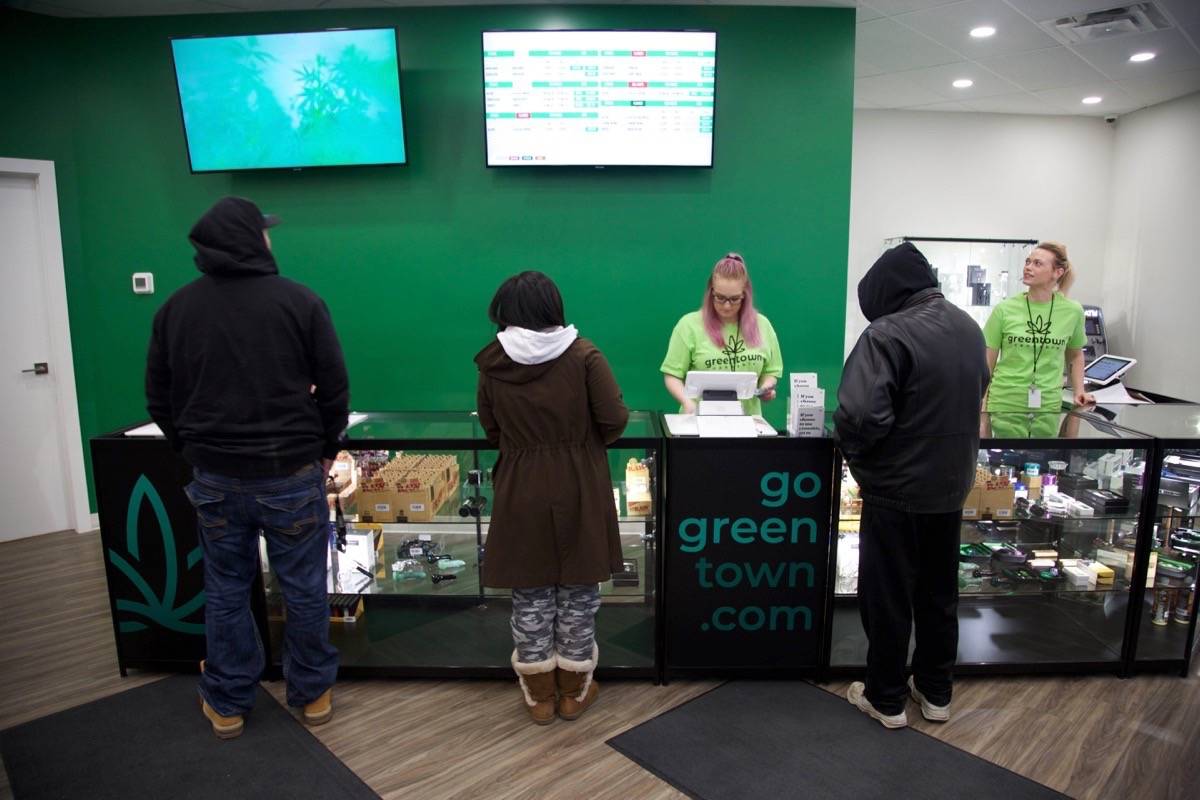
xmin=833 ymin=243 xmax=990 ymax=513
xmin=145 ymin=197 xmax=349 ymax=477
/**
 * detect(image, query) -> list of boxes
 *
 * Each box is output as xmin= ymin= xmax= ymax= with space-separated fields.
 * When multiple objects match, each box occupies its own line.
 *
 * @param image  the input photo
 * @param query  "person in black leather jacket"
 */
xmin=834 ymin=242 xmax=989 ymax=729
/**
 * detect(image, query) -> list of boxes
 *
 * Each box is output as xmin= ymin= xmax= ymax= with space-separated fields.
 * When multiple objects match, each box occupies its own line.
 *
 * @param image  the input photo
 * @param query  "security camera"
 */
xmin=1104 ymin=115 xmax=1118 ymax=124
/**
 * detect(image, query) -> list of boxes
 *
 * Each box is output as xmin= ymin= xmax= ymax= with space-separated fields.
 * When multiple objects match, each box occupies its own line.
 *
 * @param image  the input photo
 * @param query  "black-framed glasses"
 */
xmin=712 ymin=291 xmax=744 ymax=306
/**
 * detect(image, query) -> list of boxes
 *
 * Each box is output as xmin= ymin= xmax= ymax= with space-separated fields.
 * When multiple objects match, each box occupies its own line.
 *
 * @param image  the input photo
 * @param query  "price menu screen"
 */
xmin=482 ymin=30 xmax=717 ymax=167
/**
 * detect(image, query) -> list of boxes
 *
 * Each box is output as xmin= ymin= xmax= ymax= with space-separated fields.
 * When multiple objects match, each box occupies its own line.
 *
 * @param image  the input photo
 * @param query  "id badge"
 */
xmin=1027 ymin=386 xmax=1041 ymax=409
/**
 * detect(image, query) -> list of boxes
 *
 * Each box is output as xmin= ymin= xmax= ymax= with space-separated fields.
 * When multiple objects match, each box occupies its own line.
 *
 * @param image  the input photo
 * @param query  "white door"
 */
xmin=0 ymin=159 xmax=89 ymax=540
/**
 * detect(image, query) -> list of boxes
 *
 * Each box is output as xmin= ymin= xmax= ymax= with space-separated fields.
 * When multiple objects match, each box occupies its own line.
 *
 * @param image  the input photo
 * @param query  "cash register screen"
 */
xmin=1084 ymin=356 xmax=1133 ymax=383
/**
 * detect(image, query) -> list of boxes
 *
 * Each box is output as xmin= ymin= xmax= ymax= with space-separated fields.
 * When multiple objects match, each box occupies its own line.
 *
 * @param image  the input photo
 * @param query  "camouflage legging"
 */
xmin=511 ymin=584 xmax=601 ymax=664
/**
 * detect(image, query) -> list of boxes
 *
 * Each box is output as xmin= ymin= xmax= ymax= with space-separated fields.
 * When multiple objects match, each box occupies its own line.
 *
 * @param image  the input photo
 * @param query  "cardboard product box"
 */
xmin=1026 ymin=474 xmax=1042 ymax=501
xmin=1094 ymin=548 xmax=1129 ymax=571
xmin=1064 ymin=565 xmax=1095 ymax=588
xmin=981 ymin=483 xmax=1014 ymax=519
xmin=327 ymin=451 xmax=359 ymax=513
xmin=974 ymin=466 xmax=991 ymax=488
xmin=961 ymin=487 xmax=982 ymax=520
xmin=413 ymin=453 xmax=459 ymax=489
xmin=1059 ymin=473 xmax=1098 ymax=497
xmin=1087 ymin=562 xmax=1115 ymax=585
xmin=336 ymin=528 xmax=379 ymax=575
xmin=1157 ymin=477 xmax=1199 ymax=513
xmin=356 ymin=470 xmax=441 ymax=523
xmin=626 ymin=458 xmax=653 ymax=516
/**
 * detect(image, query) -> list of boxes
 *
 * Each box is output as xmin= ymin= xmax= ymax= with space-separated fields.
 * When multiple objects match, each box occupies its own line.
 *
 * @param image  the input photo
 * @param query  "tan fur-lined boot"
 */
xmin=512 ymin=650 xmax=557 ymax=725
xmin=555 ymin=644 xmax=599 ymax=721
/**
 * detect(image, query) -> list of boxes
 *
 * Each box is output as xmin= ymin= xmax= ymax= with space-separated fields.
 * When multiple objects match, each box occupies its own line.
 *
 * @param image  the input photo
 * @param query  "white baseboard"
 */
xmin=78 ymin=513 xmax=100 ymax=534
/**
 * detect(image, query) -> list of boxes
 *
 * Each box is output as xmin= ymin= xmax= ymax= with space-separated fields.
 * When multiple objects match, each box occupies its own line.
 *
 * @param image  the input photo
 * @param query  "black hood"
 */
xmin=189 ymin=196 xmax=279 ymax=276
xmin=858 ymin=242 xmax=938 ymax=322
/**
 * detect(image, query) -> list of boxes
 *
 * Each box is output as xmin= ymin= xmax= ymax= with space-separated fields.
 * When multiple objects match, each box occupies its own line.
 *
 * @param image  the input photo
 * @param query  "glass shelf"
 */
xmin=345 ymin=411 xmax=483 ymax=443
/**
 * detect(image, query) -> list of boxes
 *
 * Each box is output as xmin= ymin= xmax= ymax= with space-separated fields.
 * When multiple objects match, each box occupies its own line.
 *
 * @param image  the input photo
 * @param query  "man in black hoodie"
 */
xmin=834 ymin=242 xmax=989 ymax=729
xmin=146 ymin=196 xmax=349 ymax=739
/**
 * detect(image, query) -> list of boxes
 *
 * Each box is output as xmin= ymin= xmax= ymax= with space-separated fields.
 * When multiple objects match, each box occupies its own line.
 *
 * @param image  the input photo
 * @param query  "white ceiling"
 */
xmin=853 ymin=0 xmax=1200 ymax=116
xmin=5 ymin=0 xmax=1199 ymax=117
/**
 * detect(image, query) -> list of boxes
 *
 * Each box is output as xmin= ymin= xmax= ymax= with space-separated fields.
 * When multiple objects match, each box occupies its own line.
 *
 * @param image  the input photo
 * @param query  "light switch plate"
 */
xmin=132 ymin=272 xmax=154 ymax=294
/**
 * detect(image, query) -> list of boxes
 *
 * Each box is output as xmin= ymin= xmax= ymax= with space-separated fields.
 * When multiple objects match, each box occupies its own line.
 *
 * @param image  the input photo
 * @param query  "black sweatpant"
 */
xmin=857 ymin=502 xmax=962 ymax=716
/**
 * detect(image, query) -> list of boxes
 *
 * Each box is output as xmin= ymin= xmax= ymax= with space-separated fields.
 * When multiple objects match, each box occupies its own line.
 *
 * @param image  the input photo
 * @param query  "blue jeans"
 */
xmin=185 ymin=461 xmax=338 ymax=715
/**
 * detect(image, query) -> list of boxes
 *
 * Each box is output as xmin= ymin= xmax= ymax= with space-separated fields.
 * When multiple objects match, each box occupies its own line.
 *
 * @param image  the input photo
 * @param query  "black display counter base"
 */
xmin=268 ymin=597 xmax=656 ymax=680
xmin=829 ymin=594 xmax=1131 ymax=675
xmin=1133 ymin=595 xmax=1195 ymax=675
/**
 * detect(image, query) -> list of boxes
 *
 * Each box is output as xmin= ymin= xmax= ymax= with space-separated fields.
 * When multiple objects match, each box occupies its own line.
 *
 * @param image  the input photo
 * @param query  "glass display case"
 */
xmin=262 ymin=411 xmax=661 ymax=678
xmin=830 ymin=411 xmax=1154 ymax=674
xmin=885 ymin=236 xmax=1035 ymax=329
xmin=1075 ymin=404 xmax=1200 ymax=674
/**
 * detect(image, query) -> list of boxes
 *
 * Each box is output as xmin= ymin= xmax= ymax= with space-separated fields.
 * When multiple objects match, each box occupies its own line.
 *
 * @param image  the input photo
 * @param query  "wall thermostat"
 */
xmin=132 ymin=272 xmax=154 ymax=294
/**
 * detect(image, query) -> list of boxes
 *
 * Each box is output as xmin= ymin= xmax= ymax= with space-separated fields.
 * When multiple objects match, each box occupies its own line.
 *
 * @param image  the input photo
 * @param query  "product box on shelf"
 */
xmin=353 ymin=452 xmax=460 ymax=523
xmin=980 ymin=477 xmax=1014 ymax=519
xmin=1026 ymin=474 xmax=1042 ymax=501
xmin=962 ymin=487 xmax=982 ymax=520
xmin=1087 ymin=562 xmax=1115 ymax=586
xmin=1058 ymin=473 xmax=1098 ymax=497
xmin=625 ymin=458 xmax=652 ymax=516
xmin=1159 ymin=476 xmax=1200 ymax=514
xmin=1079 ymin=488 xmax=1129 ymax=516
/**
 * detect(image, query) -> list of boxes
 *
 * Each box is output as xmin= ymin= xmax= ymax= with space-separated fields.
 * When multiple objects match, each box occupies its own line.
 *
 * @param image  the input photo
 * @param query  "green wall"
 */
xmin=0 ymin=6 xmax=854 ymax=509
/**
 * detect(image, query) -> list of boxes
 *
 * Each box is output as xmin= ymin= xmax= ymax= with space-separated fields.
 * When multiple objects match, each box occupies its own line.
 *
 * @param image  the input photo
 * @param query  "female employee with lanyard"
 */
xmin=982 ymin=241 xmax=1094 ymax=438
xmin=661 ymin=252 xmax=783 ymax=415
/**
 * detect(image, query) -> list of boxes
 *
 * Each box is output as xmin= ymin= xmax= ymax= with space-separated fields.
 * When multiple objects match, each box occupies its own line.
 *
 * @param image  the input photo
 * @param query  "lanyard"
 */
xmin=1025 ymin=292 xmax=1055 ymax=385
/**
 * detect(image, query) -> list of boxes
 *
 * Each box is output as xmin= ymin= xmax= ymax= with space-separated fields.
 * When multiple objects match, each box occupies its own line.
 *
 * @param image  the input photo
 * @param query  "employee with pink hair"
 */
xmin=660 ymin=252 xmax=783 ymax=415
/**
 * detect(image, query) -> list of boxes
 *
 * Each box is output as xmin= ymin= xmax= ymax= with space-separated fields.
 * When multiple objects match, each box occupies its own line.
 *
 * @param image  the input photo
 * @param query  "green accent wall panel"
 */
xmin=0 ymin=6 xmax=854 ymax=509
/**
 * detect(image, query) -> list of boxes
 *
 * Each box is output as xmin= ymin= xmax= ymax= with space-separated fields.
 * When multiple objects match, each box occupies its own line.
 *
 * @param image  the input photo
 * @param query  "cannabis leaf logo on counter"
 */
xmin=1026 ymin=315 xmax=1053 ymax=337
xmin=108 ymin=475 xmax=205 ymax=635
xmin=722 ymin=334 xmax=747 ymax=366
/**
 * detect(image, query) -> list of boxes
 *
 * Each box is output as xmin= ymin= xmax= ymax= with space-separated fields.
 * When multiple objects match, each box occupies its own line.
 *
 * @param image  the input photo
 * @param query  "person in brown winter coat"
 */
xmin=474 ymin=271 xmax=629 ymax=725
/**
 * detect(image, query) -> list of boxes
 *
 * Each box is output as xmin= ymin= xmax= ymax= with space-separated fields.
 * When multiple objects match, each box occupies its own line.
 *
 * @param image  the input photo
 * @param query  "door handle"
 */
xmin=21 ymin=362 xmax=49 ymax=375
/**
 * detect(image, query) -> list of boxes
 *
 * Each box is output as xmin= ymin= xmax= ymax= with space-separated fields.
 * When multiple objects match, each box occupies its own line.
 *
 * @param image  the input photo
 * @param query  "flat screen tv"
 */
xmin=171 ymin=28 xmax=407 ymax=172
xmin=482 ymin=30 xmax=716 ymax=167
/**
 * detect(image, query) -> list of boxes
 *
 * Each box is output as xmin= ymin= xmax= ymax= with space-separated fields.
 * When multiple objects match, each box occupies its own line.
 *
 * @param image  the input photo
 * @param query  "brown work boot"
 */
xmin=555 ymin=644 xmax=599 ymax=721
xmin=201 ymin=699 xmax=244 ymax=739
xmin=512 ymin=651 xmax=557 ymax=725
xmin=303 ymin=688 xmax=334 ymax=726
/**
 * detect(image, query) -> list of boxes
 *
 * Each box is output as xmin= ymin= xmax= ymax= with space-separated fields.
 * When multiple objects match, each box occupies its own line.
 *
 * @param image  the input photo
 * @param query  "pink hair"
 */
xmin=700 ymin=253 xmax=761 ymax=348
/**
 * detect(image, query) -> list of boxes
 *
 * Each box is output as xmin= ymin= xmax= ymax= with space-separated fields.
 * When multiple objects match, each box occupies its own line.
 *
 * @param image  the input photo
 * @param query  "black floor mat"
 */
xmin=608 ymin=680 xmax=1068 ymax=800
xmin=0 ymin=675 xmax=377 ymax=800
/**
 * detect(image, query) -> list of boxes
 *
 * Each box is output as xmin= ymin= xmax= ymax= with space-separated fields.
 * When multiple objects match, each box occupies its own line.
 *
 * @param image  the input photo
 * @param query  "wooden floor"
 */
xmin=2 ymin=531 xmax=1198 ymax=800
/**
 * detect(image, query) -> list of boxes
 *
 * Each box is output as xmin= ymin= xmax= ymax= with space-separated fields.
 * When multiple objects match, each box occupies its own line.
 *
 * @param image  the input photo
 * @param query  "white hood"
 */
xmin=496 ymin=325 xmax=578 ymax=365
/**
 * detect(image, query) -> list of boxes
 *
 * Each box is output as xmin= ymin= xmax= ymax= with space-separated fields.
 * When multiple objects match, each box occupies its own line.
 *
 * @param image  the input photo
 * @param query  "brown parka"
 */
xmin=475 ymin=337 xmax=629 ymax=588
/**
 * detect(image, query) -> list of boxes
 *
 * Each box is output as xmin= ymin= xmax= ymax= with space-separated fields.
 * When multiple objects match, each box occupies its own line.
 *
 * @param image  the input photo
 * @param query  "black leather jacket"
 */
xmin=834 ymin=245 xmax=990 ymax=513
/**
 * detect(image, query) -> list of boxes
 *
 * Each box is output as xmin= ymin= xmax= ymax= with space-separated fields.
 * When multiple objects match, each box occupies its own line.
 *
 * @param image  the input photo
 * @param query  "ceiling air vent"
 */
xmin=1041 ymin=3 xmax=1172 ymax=44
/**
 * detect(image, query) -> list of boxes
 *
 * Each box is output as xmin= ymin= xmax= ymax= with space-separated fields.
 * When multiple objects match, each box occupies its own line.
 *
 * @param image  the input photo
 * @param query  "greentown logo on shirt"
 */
xmin=1006 ymin=316 xmax=1067 ymax=348
xmin=107 ymin=475 xmax=205 ymax=635
xmin=704 ymin=334 xmax=765 ymax=370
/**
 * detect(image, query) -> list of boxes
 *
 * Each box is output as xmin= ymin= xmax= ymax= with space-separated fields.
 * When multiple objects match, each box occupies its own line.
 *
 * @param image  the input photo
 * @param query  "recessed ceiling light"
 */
xmin=1129 ymin=52 xmax=1156 ymax=62
xmin=1082 ymin=96 xmax=1103 ymax=104
xmin=970 ymin=26 xmax=996 ymax=38
xmin=952 ymin=79 xmax=974 ymax=89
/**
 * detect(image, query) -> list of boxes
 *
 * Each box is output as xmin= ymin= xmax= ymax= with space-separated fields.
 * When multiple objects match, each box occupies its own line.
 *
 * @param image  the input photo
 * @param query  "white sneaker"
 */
xmin=847 ymin=682 xmax=907 ymax=729
xmin=908 ymin=676 xmax=951 ymax=722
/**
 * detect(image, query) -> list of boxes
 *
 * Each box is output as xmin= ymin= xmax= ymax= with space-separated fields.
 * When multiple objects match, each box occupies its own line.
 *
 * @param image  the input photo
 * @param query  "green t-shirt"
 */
xmin=660 ymin=311 xmax=783 ymax=416
xmin=983 ymin=292 xmax=1085 ymax=412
